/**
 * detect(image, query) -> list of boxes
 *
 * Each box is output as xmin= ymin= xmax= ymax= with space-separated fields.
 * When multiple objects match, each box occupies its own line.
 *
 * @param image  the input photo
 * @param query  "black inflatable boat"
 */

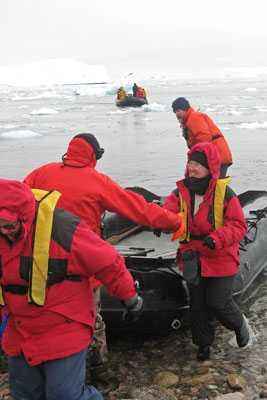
xmin=100 ymin=188 xmax=267 ymax=334
xmin=116 ymin=94 xmax=148 ymax=107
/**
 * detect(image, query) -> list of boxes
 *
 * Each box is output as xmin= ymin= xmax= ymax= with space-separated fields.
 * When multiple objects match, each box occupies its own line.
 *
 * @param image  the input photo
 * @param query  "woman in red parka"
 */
xmin=163 ymin=142 xmax=249 ymax=361
xmin=0 ymin=179 xmax=142 ymax=400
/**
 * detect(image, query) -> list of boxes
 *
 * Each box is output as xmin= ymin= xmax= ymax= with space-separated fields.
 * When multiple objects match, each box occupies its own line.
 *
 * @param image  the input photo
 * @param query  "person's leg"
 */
xmin=88 ymin=288 xmax=108 ymax=367
xmin=205 ymin=275 xmax=243 ymax=331
xmin=44 ymin=347 xmax=103 ymax=400
xmin=205 ymin=274 xmax=249 ymax=347
xmin=88 ymin=287 xmax=119 ymax=395
xmin=188 ymin=278 xmax=215 ymax=347
xmin=9 ymin=355 xmax=46 ymax=400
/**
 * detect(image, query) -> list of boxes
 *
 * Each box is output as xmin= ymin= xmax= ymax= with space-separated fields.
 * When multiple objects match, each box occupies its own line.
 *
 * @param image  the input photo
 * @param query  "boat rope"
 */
xmin=239 ymin=206 xmax=267 ymax=251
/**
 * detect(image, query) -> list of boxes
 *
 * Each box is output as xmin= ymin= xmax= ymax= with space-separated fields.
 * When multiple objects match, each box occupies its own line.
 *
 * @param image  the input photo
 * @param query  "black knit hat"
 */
xmin=172 ymin=97 xmax=190 ymax=112
xmin=189 ymin=151 xmax=209 ymax=170
xmin=73 ymin=133 xmax=104 ymax=160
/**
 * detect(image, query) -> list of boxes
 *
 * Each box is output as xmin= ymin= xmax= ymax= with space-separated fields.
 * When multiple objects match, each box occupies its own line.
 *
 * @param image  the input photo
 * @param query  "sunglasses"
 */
xmin=0 ymin=220 xmax=20 ymax=231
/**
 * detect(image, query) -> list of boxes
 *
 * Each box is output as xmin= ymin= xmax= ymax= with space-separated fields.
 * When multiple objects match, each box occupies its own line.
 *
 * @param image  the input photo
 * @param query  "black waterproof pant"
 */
xmin=188 ymin=274 xmax=243 ymax=347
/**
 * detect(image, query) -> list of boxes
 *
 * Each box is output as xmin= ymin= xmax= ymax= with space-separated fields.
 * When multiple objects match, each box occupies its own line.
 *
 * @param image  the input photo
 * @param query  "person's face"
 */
xmin=0 ymin=219 xmax=21 ymax=242
xmin=187 ymin=161 xmax=210 ymax=179
xmin=174 ymin=109 xmax=187 ymax=124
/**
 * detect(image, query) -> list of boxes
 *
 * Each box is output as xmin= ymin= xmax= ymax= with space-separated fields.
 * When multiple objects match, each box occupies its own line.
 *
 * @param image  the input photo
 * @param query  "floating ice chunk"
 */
xmin=30 ymin=108 xmax=58 ymax=115
xmin=237 ymin=121 xmax=267 ymax=129
xmin=1 ymin=130 xmax=42 ymax=138
xmin=244 ymin=87 xmax=257 ymax=92
xmin=141 ymin=103 xmax=169 ymax=112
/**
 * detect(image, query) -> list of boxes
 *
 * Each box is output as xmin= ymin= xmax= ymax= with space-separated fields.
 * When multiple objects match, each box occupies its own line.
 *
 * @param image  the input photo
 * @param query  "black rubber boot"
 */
xmin=197 ymin=346 xmax=211 ymax=361
xmin=90 ymin=364 xmax=120 ymax=395
xmin=235 ymin=317 xmax=249 ymax=347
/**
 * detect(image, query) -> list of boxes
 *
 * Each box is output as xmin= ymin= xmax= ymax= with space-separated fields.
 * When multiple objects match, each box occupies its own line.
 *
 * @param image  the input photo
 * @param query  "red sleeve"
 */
xmin=68 ymin=221 xmax=136 ymax=300
xmin=210 ymin=196 xmax=247 ymax=249
xmin=99 ymin=176 xmax=182 ymax=232
xmin=163 ymin=190 xmax=180 ymax=214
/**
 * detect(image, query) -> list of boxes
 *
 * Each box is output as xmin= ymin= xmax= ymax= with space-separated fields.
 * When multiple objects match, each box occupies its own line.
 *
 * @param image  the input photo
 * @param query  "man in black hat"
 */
xmin=171 ymin=97 xmax=233 ymax=178
xmin=24 ymin=133 xmax=184 ymax=394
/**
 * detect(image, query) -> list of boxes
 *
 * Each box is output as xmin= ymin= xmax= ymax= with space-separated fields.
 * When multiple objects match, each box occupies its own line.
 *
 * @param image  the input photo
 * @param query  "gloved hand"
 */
xmin=121 ymin=294 xmax=144 ymax=322
xmin=171 ymin=212 xmax=186 ymax=241
xmin=153 ymin=229 xmax=161 ymax=238
xmin=203 ymin=236 xmax=216 ymax=250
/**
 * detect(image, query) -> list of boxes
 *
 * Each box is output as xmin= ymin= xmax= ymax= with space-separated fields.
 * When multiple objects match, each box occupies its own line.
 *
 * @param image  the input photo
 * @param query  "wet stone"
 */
xmin=259 ymin=389 xmax=267 ymax=398
xmin=215 ymin=393 xmax=246 ymax=400
xmin=152 ymin=371 xmax=179 ymax=388
xmin=227 ymin=374 xmax=247 ymax=390
xmin=127 ymin=385 xmax=179 ymax=400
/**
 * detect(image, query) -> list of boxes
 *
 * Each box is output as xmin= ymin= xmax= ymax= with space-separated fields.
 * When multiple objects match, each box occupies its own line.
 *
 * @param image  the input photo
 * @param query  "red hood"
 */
xmin=0 ymin=179 xmax=36 ymax=240
xmin=185 ymin=142 xmax=221 ymax=181
xmin=63 ymin=137 xmax=97 ymax=168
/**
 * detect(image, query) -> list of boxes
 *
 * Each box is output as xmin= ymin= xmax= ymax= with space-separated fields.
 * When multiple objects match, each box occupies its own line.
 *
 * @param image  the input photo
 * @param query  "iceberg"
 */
xmin=0 ymin=59 xmax=111 ymax=86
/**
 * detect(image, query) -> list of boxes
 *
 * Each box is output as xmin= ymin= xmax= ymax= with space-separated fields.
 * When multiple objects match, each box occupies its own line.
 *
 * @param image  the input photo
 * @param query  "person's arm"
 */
xmin=206 ymin=195 xmax=247 ymax=249
xmin=100 ymin=176 xmax=183 ymax=232
xmin=162 ymin=189 xmax=181 ymax=214
xmin=68 ymin=221 xmax=136 ymax=300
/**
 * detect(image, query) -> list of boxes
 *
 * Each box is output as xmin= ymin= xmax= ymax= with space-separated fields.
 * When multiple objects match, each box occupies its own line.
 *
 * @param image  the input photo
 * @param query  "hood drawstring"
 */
xmin=60 ymin=152 xmax=95 ymax=168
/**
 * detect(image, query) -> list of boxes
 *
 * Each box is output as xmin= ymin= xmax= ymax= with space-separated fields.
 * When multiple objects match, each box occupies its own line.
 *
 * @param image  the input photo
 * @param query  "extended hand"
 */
xmin=121 ymin=294 xmax=144 ymax=322
xmin=171 ymin=212 xmax=186 ymax=241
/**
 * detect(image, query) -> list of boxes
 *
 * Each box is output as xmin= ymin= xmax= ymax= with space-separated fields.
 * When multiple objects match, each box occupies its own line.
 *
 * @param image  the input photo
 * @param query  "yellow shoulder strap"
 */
xmin=0 ymin=288 xmax=4 ymax=306
xmin=29 ymin=189 xmax=61 ymax=306
xmin=213 ymin=177 xmax=231 ymax=229
xmin=179 ymin=192 xmax=190 ymax=242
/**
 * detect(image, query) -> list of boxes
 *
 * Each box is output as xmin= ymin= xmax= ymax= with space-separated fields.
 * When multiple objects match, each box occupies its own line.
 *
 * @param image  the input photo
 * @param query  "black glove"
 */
xmin=121 ymin=294 xmax=144 ymax=322
xmin=153 ymin=229 xmax=161 ymax=238
xmin=182 ymin=126 xmax=189 ymax=140
xmin=203 ymin=236 xmax=216 ymax=250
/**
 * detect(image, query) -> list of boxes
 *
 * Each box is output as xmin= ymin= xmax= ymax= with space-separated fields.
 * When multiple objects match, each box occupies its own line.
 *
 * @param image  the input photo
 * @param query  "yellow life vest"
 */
xmin=0 ymin=189 xmax=61 ymax=307
xmin=179 ymin=177 xmax=231 ymax=243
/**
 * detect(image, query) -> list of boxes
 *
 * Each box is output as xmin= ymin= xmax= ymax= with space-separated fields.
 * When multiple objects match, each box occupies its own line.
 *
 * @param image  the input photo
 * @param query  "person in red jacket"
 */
xmin=23 ymin=133 xmax=183 ymax=394
xmin=163 ymin=142 xmax=249 ymax=361
xmin=0 ymin=179 xmax=143 ymax=400
xmin=172 ymin=97 xmax=232 ymax=178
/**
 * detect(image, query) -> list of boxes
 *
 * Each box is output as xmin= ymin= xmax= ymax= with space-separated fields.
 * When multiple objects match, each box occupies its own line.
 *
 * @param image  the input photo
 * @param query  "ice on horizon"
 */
xmin=0 ymin=59 xmax=111 ymax=86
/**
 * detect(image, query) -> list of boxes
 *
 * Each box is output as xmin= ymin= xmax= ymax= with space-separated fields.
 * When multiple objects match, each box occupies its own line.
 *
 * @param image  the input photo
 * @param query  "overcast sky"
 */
xmin=1 ymin=0 xmax=267 ymax=79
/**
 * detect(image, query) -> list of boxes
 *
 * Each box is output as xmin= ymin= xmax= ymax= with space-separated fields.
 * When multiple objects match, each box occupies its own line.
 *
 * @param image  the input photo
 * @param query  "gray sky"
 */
xmin=1 ymin=0 xmax=267 ymax=79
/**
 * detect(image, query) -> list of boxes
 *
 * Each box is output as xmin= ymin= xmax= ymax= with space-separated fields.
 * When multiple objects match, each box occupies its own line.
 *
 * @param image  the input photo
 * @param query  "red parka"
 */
xmin=182 ymin=108 xmax=232 ymax=165
xmin=0 ymin=180 xmax=136 ymax=366
xmin=24 ymin=136 xmax=182 ymax=287
xmin=163 ymin=142 xmax=247 ymax=277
